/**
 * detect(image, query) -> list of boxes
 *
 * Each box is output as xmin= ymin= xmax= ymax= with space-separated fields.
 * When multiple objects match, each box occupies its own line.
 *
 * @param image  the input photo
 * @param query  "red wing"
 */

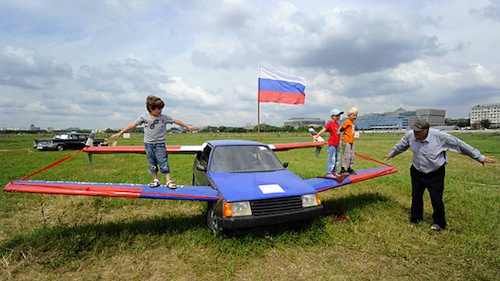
xmin=4 ymin=180 xmax=218 ymax=201
xmin=304 ymin=166 xmax=398 ymax=192
xmin=269 ymin=141 xmax=326 ymax=151
xmin=83 ymin=142 xmax=324 ymax=154
xmin=83 ymin=145 xmax=203 ymax=154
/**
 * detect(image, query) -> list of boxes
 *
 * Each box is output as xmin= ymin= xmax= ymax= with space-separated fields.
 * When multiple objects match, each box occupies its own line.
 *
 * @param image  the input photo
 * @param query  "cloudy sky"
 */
xmin=1 ymin=0 xmax=499 ymax=130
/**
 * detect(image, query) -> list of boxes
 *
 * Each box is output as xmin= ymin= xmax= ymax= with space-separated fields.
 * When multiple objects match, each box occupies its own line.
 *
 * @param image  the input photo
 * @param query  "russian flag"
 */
xmin=258 ymin=66 xmax=306 ymax=104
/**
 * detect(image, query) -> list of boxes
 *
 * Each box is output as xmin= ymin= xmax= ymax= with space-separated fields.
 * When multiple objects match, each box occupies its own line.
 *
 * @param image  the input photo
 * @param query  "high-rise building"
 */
xmin=416 ymin=109 xmax=446 ymax=126
xmin=470 ymin=104 xmax=500 ymax=128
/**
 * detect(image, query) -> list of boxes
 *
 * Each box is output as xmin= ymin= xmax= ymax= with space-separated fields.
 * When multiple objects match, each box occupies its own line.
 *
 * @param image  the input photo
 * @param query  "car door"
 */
xmin=192 ymin=144 xmax=212 ymax=186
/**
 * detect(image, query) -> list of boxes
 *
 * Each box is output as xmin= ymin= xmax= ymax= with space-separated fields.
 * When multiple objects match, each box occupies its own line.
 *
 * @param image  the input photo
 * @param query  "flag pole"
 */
xmin=257 ymin=100 xmax=261 ymax=141
xmin=257 ymin=67 xmax=261 ymax=141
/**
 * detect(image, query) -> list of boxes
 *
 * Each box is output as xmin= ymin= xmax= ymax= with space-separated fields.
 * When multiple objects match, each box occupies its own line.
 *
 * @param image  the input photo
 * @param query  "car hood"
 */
xmin=207 ymin=169 xmax=316 ymax=202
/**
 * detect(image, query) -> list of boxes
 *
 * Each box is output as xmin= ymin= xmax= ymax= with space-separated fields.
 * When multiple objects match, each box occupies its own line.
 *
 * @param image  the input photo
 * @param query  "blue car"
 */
xmin=192 ymin=140 xmax=324 ymax=233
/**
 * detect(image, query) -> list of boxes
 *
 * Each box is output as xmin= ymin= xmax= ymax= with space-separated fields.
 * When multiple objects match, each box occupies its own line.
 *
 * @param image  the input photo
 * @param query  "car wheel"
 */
xmin=56 ymin=144 xmax=65 ymax=151
xmin=206 ymin=202 xmax=223 ymax=235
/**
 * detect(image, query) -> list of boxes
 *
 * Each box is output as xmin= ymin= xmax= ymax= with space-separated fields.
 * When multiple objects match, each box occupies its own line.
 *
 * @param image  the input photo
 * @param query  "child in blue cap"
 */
xmin=314 ymin=108 xmax=344 ymax=178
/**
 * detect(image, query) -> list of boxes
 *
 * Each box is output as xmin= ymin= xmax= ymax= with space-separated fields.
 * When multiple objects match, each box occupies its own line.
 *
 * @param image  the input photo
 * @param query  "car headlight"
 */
xmin=223 ymin=201 xmax=252 ymax=217
xmin=302 ymin=194 xmax=321 ymax=207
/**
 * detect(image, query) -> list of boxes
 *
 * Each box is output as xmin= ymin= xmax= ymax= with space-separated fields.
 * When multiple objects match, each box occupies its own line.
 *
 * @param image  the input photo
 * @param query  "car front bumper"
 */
xmin=34 ymin=143 xmax=57 ymax=150
xmin=220 ymin=205 xmax=323 ymax=230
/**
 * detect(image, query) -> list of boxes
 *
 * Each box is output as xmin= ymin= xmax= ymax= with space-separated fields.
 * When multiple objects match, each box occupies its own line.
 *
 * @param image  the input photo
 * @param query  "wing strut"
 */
xmin=21 ymin=149 xmax=82 ymax=180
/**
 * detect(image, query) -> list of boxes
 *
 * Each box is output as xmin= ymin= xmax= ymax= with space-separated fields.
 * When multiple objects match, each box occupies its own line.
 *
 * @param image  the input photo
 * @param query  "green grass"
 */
xmin=1 ymin=132 xmax=499 ymax=280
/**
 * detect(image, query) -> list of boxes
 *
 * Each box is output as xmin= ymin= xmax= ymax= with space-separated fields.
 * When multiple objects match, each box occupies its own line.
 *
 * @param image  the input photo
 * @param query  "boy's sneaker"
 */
xmin=347 ymin=168 xmax=356 ymax=174
xmin=340 ymin=168 xmax=348 ymax=174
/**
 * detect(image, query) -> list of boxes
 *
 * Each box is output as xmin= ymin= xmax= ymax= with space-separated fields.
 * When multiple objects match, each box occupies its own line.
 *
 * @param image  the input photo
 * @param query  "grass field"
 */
xmin=1 ymin=132 xmax=499 ymax=280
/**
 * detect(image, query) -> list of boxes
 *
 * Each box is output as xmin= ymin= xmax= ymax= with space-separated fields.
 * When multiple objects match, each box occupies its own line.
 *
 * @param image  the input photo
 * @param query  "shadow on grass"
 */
xmin=320 ymin=192 xmax=391 ymax=220
xmin=1 ymin=192 xmax=392 ymax=266
xmin=0 ymin=212 xmax=208 ymax=264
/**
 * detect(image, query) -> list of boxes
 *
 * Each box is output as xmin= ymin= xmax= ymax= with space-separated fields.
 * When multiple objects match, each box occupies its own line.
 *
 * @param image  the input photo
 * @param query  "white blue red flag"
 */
xmin=258 ymin=66 xmax=306 ymax=104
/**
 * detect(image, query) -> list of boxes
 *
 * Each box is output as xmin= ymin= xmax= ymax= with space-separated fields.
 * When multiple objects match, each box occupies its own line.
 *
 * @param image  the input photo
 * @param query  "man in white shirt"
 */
xmin=384 ymin=120 xmax=496 ymax=231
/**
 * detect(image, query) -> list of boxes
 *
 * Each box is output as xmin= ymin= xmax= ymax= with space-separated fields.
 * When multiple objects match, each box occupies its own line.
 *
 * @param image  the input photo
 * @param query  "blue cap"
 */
xmin=330 ymin=109 xmax=344 ymax=116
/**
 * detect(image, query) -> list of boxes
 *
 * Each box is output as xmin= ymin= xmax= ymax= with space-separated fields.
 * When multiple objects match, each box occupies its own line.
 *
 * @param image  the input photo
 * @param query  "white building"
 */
xmin=284 ymin=117 xmax=326 ymax=127
xmin=470 ymin=104 xmax=500 ymax=128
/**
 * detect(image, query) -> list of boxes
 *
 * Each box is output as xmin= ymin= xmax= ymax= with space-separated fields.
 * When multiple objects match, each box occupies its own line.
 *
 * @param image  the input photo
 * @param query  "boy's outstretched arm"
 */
xmin=111 ymin=122 xmax=138 ymax=139
xmin=314 ymin=127 xmax=327 ymax=141
xmin=174 ymin=119 xmax=197 ymax=131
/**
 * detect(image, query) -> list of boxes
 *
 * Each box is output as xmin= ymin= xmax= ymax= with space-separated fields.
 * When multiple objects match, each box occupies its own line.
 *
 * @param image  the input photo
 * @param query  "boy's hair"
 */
xmin=146 ymin=95 xmax=165 ymax=112
xmin=347 ymin=107 xmax=358 ymax=115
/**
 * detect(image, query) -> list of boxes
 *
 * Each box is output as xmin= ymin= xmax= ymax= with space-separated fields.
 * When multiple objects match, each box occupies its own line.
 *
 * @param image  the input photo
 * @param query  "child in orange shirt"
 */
xmin=340 ymin=107 xmax=358 ymax=174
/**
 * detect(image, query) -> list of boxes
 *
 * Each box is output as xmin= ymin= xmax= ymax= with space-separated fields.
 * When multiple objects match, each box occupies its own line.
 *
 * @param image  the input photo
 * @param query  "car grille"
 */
xmin=250 ymin=196 xmax=303 ymax=217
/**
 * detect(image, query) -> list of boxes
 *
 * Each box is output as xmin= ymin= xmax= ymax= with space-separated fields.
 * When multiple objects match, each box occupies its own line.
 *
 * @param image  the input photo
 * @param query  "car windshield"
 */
xmin=55 ymin=134 xmax=70 ymax=139
xmin=209 ymin=145 xmax=284 ymax=173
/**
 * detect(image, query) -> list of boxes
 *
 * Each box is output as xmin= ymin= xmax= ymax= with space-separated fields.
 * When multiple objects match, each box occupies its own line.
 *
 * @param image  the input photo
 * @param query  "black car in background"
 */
xmin=33 ymin=132 xmax=108 ymax=151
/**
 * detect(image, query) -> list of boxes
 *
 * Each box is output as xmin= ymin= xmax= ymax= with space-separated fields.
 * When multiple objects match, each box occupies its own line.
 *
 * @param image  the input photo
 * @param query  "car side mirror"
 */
xmin=283 ymin=162 xmax=289 ymax=168
xmin=196 ymin=164 xmax=207 ymax=172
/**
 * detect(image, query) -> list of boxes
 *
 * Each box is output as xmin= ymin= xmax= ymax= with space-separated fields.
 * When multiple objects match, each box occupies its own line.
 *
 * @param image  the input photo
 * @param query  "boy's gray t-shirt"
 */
xmin=135 ymin=113 xmax=174 ymax=143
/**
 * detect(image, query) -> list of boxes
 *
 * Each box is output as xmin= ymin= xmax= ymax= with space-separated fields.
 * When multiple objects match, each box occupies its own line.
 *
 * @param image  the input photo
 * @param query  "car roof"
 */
xmin=204 ymin=140 xmax=267 ymax=148
xmin=58 ymin=132 xmax=87 ymax=135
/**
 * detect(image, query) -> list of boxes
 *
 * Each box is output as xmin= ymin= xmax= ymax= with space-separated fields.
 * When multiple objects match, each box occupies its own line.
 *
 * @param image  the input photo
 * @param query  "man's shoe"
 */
xmin=430 ymin=224 xmax=442 ymax=231
xmin=347 ymin=168 xmax=356 ymax=174
xmin=340 ymin=168 xmax=348 ymax=174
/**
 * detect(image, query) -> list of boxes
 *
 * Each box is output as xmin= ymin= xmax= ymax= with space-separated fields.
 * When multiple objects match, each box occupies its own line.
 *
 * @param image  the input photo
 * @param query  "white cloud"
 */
xmin=0 ymin=0 xmax=499 ymax=128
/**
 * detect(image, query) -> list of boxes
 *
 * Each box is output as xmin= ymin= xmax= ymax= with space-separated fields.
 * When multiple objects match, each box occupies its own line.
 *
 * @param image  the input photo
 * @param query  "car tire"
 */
xmin=206 ymin=202 xmax=223 ymax=235
xmin=56 ymin=144 xmax=65 ymax=151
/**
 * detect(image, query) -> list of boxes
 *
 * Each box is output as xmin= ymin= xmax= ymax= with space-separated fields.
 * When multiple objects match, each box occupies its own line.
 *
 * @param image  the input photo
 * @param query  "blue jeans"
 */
xmin=145 ymin=143 xmax=170 ymax=174
xmin=326 ymin=145 xmax=341 ymax=174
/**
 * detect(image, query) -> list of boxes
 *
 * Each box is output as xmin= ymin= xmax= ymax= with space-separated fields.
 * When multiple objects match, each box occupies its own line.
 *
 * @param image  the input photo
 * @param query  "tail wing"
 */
xmin=308 ymin=127 xmax=324 ymax=142
xmin=85 ymin=130 xmax=96 ymax=146
xmin=308 ymin=128 xmax=324 ymax=157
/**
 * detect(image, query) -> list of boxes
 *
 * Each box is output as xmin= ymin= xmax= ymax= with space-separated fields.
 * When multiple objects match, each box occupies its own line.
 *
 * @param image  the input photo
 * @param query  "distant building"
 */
xmin=384 ymin=107 xmax=409 ymax=117
xmin=286 ymin=108 xmax=448 ymax=131
xmin=415 ymin=108 xmax=446 ymax=126
xmin=339 ymin=108 xmax=445 ymax=131
xmin=354 ymin=115 xmax=409 ymax=130
xmin=29 ymin=124 xmax=41 ymax=131
xmin=284 ymin=117 xmax=326 ymax=127
xmin=470 ymin=104 xmax=500 ymax=128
